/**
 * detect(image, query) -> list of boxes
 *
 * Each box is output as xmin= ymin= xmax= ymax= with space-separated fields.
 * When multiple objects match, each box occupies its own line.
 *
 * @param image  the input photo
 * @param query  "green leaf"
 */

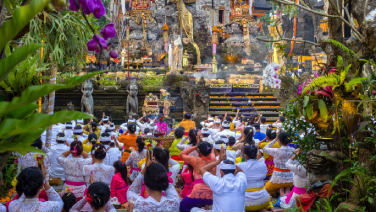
xmin=337 ymin=55 xmax=343 ymax=67
xmin=0 ymin=0 xmax=50 ymax=50
xmin=0 ymin=110 xmax=93 ymax=138
xmin=319 ymin=152 xmax=338 ymax=163
xmin=306 ymin=103 xmax=313 ymax=119
xmin=4 ymin=103 xmax=39 ymax=119
xmin=303 ymin=96 xmax=309 ymax=108
xmin=0 ymin=129 xmax=45 ymax=154
xmin=318 ymin=99 xmax=329 ymax=122
xmin=0 ymin=71 xmax=103 ymax=118
xmin=294 ymin=103 xmax=300 ymax=118
xmin=0 ymin=44 xmax=42 ymax=82
xmin=340 ymin=64 xmax=351 ymax=85
xmin=368 ymin=197 xmax=374 ymax=204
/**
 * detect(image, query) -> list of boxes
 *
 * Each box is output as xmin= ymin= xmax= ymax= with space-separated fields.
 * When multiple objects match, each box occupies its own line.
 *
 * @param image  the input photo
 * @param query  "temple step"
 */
xmin=209 ymin=102 xmax=280 ymax=107
xmin=210 ymin=92 xmax=275 ymax=97
xmin=209 ymin=107 xmax=280 ymax=112
xmin=209 ymin=97 xmax=277 ymax=102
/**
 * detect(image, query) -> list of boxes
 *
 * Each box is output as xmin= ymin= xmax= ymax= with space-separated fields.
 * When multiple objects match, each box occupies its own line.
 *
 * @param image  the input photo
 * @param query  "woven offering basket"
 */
xmin=141 ymin=136 xmax=175 ymax=149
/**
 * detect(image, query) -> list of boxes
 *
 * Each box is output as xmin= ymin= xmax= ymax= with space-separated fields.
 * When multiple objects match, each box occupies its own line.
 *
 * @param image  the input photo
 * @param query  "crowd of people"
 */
xmin=1 ymin=111 xmax=309 ymax=212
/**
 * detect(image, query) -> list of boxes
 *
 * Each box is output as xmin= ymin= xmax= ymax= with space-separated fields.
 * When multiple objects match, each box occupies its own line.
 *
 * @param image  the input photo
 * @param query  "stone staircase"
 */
xmin=209 ymin=92 xmax=281 ymax=123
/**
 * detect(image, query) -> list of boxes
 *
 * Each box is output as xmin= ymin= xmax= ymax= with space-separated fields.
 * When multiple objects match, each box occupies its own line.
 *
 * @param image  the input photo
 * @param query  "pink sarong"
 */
xmin=285 ymin=186 xmax=307 ymax=204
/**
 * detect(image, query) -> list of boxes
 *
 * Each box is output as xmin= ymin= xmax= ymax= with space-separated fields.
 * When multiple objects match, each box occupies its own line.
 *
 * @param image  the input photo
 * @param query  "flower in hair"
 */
xmin=86 ymin=194 xmax=93 ymax=203
xmin=221 ymin=144 xmax=224 ymax=147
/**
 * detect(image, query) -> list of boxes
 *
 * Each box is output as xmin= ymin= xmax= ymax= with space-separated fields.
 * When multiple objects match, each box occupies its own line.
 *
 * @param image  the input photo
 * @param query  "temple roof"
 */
xmin=253 ymin=0 xmax=272 ymax=10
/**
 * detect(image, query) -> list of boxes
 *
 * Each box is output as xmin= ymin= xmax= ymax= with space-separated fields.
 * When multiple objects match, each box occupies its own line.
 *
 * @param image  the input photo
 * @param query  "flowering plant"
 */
xmin=262 ymin=62 xmax=281 ymax=89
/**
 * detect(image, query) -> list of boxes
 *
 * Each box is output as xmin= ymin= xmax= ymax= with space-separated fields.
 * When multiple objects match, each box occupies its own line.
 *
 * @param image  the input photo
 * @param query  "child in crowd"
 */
xmin=169 ymin=127 xmax=186 ymax=167
xmin=180 ymin=164 xmax=194 ymax=198
xmin=111 ymin=161 xmax=131 ymax=204
xmin=126 ymin=137 xmax=147 ymax=181
xmin=61 ymin=191 xmax=77 ymax=212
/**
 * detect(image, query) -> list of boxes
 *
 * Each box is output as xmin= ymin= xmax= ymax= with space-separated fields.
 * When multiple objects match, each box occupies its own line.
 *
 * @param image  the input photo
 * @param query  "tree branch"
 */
xmin=272 ymin=0 xmax=364 ymax=41
xmin=256 ymin=37 xmax=319 ymax=46
xmin=104 ymin=14 xmax=111 ymax=22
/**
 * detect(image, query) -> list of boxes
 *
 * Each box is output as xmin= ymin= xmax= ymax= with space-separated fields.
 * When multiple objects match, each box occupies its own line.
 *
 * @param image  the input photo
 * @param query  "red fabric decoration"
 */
xmin=296 ymin=184 xmax=334 ymax=212
xmin=86 ymin=194 xmax=93 ymax=203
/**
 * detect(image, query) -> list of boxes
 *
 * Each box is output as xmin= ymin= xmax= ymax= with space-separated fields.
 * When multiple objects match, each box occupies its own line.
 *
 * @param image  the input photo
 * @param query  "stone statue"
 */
xmin=67 ymin=102 xmax=74 ymax=111
xmin=81 ymin=80 xmax=94 ymax=115
xmin=126 ymin=79 xmax=138 ymax=116
xmin=171 ymin=36 xmax=183 ymax=74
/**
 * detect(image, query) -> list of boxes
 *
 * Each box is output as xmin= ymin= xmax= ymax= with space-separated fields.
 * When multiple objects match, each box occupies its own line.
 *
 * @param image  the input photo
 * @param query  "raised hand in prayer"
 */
xmin=141 ymin=150 xmax=155 ymax=175
xmin=219 ymin=146 xmax=226 ymax=162
xmin=127 ymin=201 xmax=135 ymax=212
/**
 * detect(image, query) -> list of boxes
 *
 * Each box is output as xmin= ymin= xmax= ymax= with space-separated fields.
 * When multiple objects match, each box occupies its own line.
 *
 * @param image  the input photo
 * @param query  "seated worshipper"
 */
xmin=223 ymin=112 xmax=235 ymax=131
xmin=83 ymin=143 xmax=115 ymax=188
xmin=8 ymin=167 xmax=63 ymax=212
xmin=259 ymin=129 xmax=279 ymax=180
xmin=201 ymin=116 xmax=214 ymax=128
xmin=226 ymin=136 xmax=237 ymax=161
xmin=108 ymin=123 xmax=118 ymax=141
xmin=70 ymin=182 xmax=117 ymax=212
xmin=272 ymin=115 xmax=285 ymax=131
xmin=83 ymin=119 xmax=101 ymax=138
xmin=99 ymin=114 xmax=111 ymax=133
xmin=100 ymin=131 xmax=121 ymax=166
xmin=0 ymin=203 xmax=4 ymax=212
xmin=177 ymin=129 xmax=199 ymax=170
xmin=201 ymin=128 xmax=214 ymax=144
xmin=65 ymin=122 xmax=74 ymax=139
xmin=49 ymin=133 xmax=70 ymax=181
xmin=169 ymin=127 xmax=186 ymax=166
xmin=178 ymin=112 xmax=196 ymax=135
xmin=233 ymin=129 xmax=255 ymax=163
xmin=126 ymin=137 xmax=147 ymax=181
xmin=179 ymin=142 xmax=217 ymax=212
xmin=213 ymin=121 xmax=240 ymax=141
xmin=17 ymin=138 xmax=50 ymax=182
xmin=57 ymin=141 xmax=91 ymax=200
xmin=191 ymin=147 xmax=247 ymax=212
xmin=41 ymin=123 xmax=64 ymax=144
xmin=238 ymin=145 xmax=274 ymax=211
xmin=107 ymin=141 xmax=122 ymax=167
xmin=127 ymin=156 xmax=180 ymax=212
xmin=254 ymin=124 xmax=266 ymax=143
xmin=209 ymin=119 xmax=222 ymax=138
xmin=279 ymin=148 xmax=309 ymax=209
xmin=181 ymin=164 xmax=194 ymax=198
xmin=136 ymin=112 xmax=154 ymax=134
xmin=76 ymin=119 xmax=84 ymax=125
xmin=111 ymin=161 xmax=131 ymax=204
xmin=155 ymin=114 xmax=168 ymax=135
xmin=128 ymin=118 xmax=141 ymax=135
xmin=61 ymin=191 xmax=77 ymax=212
xmin=232 ymin=111 xmax=244 ymax=128
xmin=67 ymin=125 xmax=85 ymax=144
xmin=263 ymin=131 xmax=295 ymax=196
xmin=213 ymin=141 xmax=226 ymax=177
xmin=83 ymin=133 xmax=99 ymax=153
xmin=234 ymin=116 xmax=251 ymax=135
xmin=259 ymin=116 xmax=269 ymax=135
xmin=118 ymin=123 xmax=139 ymax=162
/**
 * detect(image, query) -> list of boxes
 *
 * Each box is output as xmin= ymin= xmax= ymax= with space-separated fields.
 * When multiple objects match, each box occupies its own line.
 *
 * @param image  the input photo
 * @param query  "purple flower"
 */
xmin=69 ymin=0 xmax=88 ymax=12
xmin=372 ymin=90 xmax=376 ymax=95
xmin=87 ymin=34 xmax=107 ymax=53
xmin=303 ymin=82 xmax=307 ymax=86
xmin=299 ymin=84 xmax=303 ymax=89
xmin=274 ymin=66 xmax=278 ymax=71
xmin=100 ymin=23 xmax=116 ymax=40
xmin=315 ymin=73 xmax=319 ymax=78
xmin=297 ymin=90 xmax=302 ymax=95
xmin=88 ymin=0 xmax=106 ymax=19
xmin=309 ymin=79 xmax=312 ymax=83
xmin=61 ymin=78 xmax=64 ymax=82
xmin=272 ymin=73 xmax=279 ymax=79
xmin=109 ymin=50 xmax=117 ymax=58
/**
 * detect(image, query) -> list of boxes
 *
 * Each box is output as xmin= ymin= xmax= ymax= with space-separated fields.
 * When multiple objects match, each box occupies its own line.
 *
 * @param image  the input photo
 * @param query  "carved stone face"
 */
xmin=197 ymin=91 xmax=209 ymax=104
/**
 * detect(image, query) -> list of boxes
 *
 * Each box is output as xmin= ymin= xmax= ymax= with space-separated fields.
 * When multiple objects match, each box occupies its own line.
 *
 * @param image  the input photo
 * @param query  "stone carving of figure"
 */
xmin=192 ymin=77 xmax=210 ymax=119
xmin=81 ymin=80 xmax=94 ymax=115
xmin=67 ymin=102 xmax=74 ymax=111
xmin=126 ymin=79 xmax=139 ymax=116
xmin=171 ymin=36 xmax=183 ymax=74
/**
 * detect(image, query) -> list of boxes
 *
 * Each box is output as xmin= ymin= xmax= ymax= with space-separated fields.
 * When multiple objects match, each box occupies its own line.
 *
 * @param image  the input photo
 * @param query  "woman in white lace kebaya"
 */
xmin=177 ymin=129 xmax=199 ymax=170
xmin=83 ymin=143 xmax=115 ymax=187
xmin=127 ymin=151 xmax=180 ymax=212
xmin=126 ymin=137 xmax=147 ymax=181
xmin=57 ymin=141 xmax=92 ymax=200
xmin=17 ymin=138 xmax=50 ymax=182
xmin=237 ymin=144 xmax=274 ymax=211
xmin=279 ymin=148 xmax=310 ymax=209
xmin=70 ymin=182 xmax=116 ymax=212
xmin=9 ymin=166 xmax=63 ymax=212
xmin=263 ymin=131 xmax=295 ymax=196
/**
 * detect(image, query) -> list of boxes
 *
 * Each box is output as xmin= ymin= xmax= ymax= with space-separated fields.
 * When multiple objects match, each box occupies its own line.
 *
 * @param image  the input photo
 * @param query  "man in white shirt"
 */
xmin=259 ymin=116 xmax=269 ymax=135
xmin=67 ymin=125 xmax=85 ymax=144
xmin=201 ymin=117 xmax=214 ymax=128
xmin=192 ymin=147 xmax=247 ymax=212
xmin=99 ymin=115 xmax=111 ymax=133
xmin=201 ymin=128 xmax=214 ymax=144
xmin=213 ymin=141 xmax=226 ymax=177
xmin=136 ymin=112 xmax=154 ymax=134
xmin=128 ymin=118 xmax=141 ymax=135
xmin=65 ymin=122 xmax=74 ymax=139
xmin=213 ymin=121 xmax=240 ymax=141
xmin=49 ymin=133 xmax=70 ymax=180
xmin=99 ymin=131 xmax=119 ymax=166
xmin=76 ymin=119 xmax=84 ymax=125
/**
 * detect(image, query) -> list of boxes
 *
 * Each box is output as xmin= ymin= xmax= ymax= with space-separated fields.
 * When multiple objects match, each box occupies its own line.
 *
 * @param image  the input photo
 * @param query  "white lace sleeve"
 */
xmin=168 ymin=158 xmax=181 ymax=185
xmin=163 ymin=183 xmax=180 ymax=203
xmin=127 ymin=173 xmax=144 ymax=203
xmin=126 ymin=152 xmax=134 ymax=166
xmin=104 ymin=200 xmax=117 ymax=212
xmin=263 ymin=139 xmax=278 ymax=157
xmin=0 ymin=203 xmax=6 ymax=212
xmin=176 ymin=137 xmax=188 ymax=151
xmin=44 ymin=156 xmax=50 ymax=182
xmin=45 ymin=187 xmax=63 ymax=210
xmin=70 ymin=197 xmax=88 ymax=212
